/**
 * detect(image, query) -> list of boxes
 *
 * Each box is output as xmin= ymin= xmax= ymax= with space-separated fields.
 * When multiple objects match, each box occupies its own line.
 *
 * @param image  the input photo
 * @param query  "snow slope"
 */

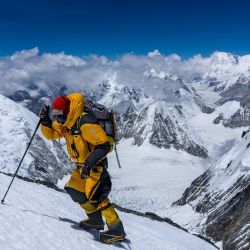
xmin=0 ymin=94 xmax=71 ymax=182
xmin=0 ymin=93 xmax=233 ymax=219
xmin=0 ymin=174 xmax=216 ymax=250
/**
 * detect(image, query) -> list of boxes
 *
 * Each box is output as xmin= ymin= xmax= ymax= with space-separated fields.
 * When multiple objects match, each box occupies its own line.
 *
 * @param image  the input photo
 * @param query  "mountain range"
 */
xmin=0 ymin=50 xmax=249 ymax=249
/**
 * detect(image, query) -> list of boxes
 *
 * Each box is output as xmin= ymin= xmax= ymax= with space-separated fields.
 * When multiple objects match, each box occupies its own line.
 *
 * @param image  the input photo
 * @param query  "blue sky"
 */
xmin=0 ymin=0 xmax=250 ymax=58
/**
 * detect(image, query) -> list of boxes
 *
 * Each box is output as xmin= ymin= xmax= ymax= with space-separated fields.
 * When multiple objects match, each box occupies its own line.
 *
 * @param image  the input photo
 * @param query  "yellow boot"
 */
xmin=100 ymin=204 xmax=126 ymax=243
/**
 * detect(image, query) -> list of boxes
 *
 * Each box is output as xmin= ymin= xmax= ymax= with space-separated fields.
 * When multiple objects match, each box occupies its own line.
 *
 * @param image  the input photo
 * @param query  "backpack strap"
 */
xmin=71 ymin=112 xmax=98 ymax=134
xmin=73 ymin=112 xmax=99 ymax=152
xmin=78 ymin=112 xmax=98 ymax=127
xmin=76 ymin=112 xmax=110 ymax=168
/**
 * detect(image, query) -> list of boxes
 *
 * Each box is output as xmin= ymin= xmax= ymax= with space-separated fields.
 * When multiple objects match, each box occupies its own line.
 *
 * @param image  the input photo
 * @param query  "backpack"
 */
xmin=84 ymin=99 xmax=117 ymax=152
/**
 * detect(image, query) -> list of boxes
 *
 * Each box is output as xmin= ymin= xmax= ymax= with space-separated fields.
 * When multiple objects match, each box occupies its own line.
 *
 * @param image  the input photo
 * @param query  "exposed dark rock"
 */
xmin=0 ymin=171 xmax=64 ymax=192
xmin=149 ymin=113 xmax=177 ymax=149
xmin=214 ymin=78 xmax=250 ymax=128
xmin=9 ymin=84 xmax=69 ymax=116
xmin=206 ymin=185 xmax=250 ymax=249
xmin=24 ymin=129 xmax=72 ymax=183
xmin=27 ymin=83 xmax=39 ymax=90
xmin=222 ymin=109 xmax=250 ymax=128
xmin=241 ymin=94 xmax=250 ymax=109
xmin=173 ymin=133 xmax=250 ymax=250
xmin=173 ymin=170 xmax=212 ymax=206
xmin=223 ymin=187 xmax=250 ymax=250
xmin=209 ymin=80 xmax=221 ymax=88
xmin=117 ymin=106 xmax=208 ymax=158
xmin=213 ymin=113 xmax=224 ymax=124
xmin=215 ymin=97 xmax=241 ymax=106
xmin=10 ymin=90 xmax=32 ymax=102
xmin=190 ymin=86 xmax=215 ymax=114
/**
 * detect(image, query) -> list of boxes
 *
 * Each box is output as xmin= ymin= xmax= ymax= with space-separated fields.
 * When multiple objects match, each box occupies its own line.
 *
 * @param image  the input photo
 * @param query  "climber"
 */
xmin=39 ymin=93 xmax=126 ymax=243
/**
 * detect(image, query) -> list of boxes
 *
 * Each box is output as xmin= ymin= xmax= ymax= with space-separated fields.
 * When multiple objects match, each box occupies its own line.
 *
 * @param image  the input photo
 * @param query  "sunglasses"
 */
xmin=53 ymin=114 xmax=67 ymax=124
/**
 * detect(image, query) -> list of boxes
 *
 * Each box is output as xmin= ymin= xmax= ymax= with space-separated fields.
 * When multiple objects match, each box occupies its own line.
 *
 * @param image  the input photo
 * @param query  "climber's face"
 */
xmin=51 ymin=109 xmax=67 ymax=124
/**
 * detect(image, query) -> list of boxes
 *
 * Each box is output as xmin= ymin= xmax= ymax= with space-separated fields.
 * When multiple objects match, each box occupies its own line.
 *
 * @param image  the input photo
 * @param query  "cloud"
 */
xmin=0 ymin=48 xmax=250 ymax=98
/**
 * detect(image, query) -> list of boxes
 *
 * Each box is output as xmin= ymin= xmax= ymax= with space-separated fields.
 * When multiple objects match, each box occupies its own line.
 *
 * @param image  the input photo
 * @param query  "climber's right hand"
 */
xmin=39 ymin=106 xmax=52 ymax=127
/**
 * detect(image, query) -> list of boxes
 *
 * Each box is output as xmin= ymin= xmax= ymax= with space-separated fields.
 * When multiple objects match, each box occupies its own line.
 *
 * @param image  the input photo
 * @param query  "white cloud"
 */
xmin=10 ymin=47 xmax=39 ymax=61
xmin=0 ymin=48 xmax=250 ymax=98
xmin=147 ymin=49 xmax=161 ymax=58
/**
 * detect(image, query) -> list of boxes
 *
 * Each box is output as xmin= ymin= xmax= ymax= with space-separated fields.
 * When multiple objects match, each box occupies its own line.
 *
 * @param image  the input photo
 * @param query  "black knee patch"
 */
xmin=64 ymin=187 xmax=87 ymax=204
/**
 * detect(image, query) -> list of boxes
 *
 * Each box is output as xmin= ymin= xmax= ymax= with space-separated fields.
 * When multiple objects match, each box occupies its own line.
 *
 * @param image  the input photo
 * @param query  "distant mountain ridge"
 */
xmin=8 ymin=76 xmax=213 ymax=158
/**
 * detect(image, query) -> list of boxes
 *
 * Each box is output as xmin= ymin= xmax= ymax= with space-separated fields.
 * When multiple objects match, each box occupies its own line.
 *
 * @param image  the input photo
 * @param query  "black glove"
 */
xmin=80 ymin=164 xmax=91 ymax=179
xmin=39 ymin=106 xmax=52 ymax=127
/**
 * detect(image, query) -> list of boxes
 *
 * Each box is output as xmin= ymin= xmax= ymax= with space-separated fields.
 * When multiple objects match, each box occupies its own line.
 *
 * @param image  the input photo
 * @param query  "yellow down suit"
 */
xmin=40 ymin=93 xmax=120 ymax=227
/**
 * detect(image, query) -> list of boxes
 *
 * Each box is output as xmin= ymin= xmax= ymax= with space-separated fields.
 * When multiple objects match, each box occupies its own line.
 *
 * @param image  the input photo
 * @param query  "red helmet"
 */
xmin=51 ymin=96 xmax=70 ymax=116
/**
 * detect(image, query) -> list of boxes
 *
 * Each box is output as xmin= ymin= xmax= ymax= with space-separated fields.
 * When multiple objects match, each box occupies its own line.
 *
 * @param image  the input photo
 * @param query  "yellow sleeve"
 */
xmin=80 ymin=124 xmax=108 ymax=145
xmin=40 ymin=121 xmax=64 ymax=140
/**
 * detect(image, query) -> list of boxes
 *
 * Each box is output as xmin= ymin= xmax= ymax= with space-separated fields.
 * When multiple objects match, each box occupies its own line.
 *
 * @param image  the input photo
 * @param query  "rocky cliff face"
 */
xmin=173 ymin=131 xmax=250 ymax=250
xmin=214 ymin=106 xmax=250 ymax=128
xmin=116 ymin=102 xmax=208 ymax=157
xmin=90 ymin=79 xmax=210 ymax=158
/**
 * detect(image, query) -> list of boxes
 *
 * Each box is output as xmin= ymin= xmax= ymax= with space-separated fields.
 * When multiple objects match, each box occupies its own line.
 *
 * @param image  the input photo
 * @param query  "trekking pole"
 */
xmin=1 ymin=119 xmax=41 ymax=204
xmin=111 ymin=111 xmax=122 ymax=169
xmin=114 ymin=142 xmax=122 ymax=168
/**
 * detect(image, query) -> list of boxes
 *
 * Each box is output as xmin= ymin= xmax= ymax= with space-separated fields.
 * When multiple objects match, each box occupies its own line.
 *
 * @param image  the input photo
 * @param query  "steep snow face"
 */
xmin=0 ymin=94 xmax=71 ymax=183
xmin=171 ymin=131 xmax=250 ymax=250
xmin=0 ymin=173 xmax=217 ymax=250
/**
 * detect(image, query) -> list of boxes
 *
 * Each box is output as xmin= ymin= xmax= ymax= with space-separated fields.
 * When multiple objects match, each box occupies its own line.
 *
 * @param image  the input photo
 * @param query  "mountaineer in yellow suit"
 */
xmin=39 ymin=93 xmax=126 ymax=243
